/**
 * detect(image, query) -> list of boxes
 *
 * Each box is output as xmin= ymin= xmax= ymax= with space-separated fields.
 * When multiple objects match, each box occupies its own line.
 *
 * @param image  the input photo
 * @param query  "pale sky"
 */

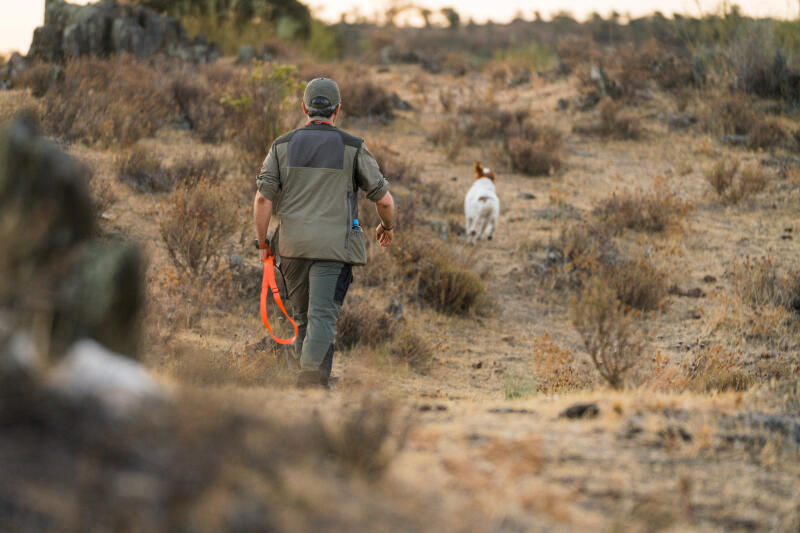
xmin=1 ymin=0 xmax=797 ymax=54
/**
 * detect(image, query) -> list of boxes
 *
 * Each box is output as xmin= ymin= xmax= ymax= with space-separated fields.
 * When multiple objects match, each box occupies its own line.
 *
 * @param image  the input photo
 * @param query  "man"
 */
xmin=253 ymin=77 xmax=396 ymax=389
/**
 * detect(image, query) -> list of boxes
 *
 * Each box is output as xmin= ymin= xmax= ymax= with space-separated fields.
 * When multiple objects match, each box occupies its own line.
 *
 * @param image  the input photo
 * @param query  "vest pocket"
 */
xmin=346 ymin=227 xmax=366 ymax=265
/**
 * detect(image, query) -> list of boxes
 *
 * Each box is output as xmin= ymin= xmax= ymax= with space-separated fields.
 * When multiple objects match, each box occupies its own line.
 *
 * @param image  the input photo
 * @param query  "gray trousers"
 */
xmin=279 ymin=258 xmax=353 ymax=377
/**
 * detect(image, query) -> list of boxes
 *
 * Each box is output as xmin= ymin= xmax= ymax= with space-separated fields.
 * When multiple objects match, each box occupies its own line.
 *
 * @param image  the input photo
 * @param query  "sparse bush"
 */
xmin=705 ymin=158 xmax=739 ymax=197
xmin=390 ymin=331 xmax=433 ymax=371
xmin=220 ymin=63 xmax=304 ymax=164
xmin=503 ymin=131 xmax=563 ymax=176
xmin=337 ymin=296 xmax=398 ymax=350
xmin=604 ymin=254 xmax=669 ymax=312
xmin=370 ymin=143 xmax=418 ymax=183
xmin=748 ymin=120 xmax=786 ymax=151
xmin=40 ymin=56 xmax=173 ymax=147
xmin=598 ymin=99 xmax=641 ymax=139
xmin=339 ymin=79 xmax=395 ymax=120
xmin=593 ymin=184 xmax=691 ymax=233
xmin=571 ymin=278 xmax=646 ymax=390
xmin=729 ymin=25 xmax=800 ymax=104
xmin=701 ymin=94 xmax=756 ymax=136
xmin=504 ymin=371 xmax=537 ymax=399
xmin=171 ymin=75 xmax=227 ymax=143
xmin=532 ymin=334 xmax=593 ymax=394
xmin=159 ymin=182 xmax=238 ymax=275
xmin=168 ymin=152 xmax=223 ymax=189
xmin=116 ymin=146 xmax=172 ymax=193
xmin=393 ymin=230 xmax=487 ymax=315
xmin=18 ymin=63 xmax=53 ymax=97
xmin=730 ymin=257 xmax=800 ymax=314
xmin=684 ymin=344 xmax=753 ymax=392
xmin=429 ymin=121 xmax=467 ymax=159
xmin=705 ymin=159 xmax=766 ymax=204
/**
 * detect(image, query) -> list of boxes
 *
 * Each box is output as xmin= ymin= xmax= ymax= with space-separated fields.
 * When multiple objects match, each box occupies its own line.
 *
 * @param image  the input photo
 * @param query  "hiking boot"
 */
xmin=296 ymin=370 xmax=329 ymax=389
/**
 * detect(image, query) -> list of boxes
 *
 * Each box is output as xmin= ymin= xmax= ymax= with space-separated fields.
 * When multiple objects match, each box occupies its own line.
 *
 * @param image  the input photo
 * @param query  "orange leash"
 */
xmin=260 ymin=256 xmax=298 ymax=345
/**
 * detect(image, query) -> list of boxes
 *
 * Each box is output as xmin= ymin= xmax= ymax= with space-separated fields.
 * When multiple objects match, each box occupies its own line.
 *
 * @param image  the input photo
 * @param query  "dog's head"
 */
xmin=474 ymin=161 xmax=496 ymax=182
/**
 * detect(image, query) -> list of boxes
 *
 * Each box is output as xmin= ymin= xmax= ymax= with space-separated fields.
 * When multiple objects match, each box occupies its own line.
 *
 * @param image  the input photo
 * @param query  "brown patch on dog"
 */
xmin=474 ymin=160 xmax=496 ymax=182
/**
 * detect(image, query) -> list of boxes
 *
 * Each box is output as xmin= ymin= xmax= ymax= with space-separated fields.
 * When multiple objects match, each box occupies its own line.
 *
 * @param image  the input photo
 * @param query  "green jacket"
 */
xmin=256 ymin=119 xmax=389 ymax=266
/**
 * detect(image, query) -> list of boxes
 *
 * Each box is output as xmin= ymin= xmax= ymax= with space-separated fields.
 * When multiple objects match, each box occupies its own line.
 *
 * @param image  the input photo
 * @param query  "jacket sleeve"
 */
xmin=356 ymin=143 xmax=390 ymax=202
xmin=256 ymin=144 xmax=280 ymax=201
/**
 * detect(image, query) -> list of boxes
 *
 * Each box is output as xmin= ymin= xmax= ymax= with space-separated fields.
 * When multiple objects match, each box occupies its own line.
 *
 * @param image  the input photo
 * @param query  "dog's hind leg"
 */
xmin=466 ymin=217 xmax=477 ymax=244
xmin=477 ymin=214 xmax=491 ymax=241
xmin=485 ymin=218 xmax=496 ymax=241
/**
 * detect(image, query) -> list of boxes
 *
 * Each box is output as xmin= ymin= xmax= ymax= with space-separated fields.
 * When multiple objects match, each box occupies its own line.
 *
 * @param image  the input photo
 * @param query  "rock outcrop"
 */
xmin=28 ymin=0 xmax=219 ymax=63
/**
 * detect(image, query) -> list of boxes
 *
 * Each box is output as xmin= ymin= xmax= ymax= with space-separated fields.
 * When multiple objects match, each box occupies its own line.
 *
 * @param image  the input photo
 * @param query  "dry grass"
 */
xmin=40 ymin=56 xmax=173 ymax=147
xmin=593 ymin=183 xmax=692 ymax=233
xmin=683 ymin=344 xmax=753 ymax=393
xmin=339 ymin=79 xmax=395 ymax=120
xmin=729 ymin=257 xmax=800 ymax=314
xmin=370 ymin=142 xmax=419 ymax=183
xmin=571 ymin=278 xmax=647 ymax=389
xmin=168 ymin=151 xmax=224 ymax=189
xmin=116 ymin=146 xmax=172 ymax=193
xmin=389 ymin=331 xmax=433 ymax=372
xmin=393 ymin=230 xmax=488 ymax=315
xmin=159 ymin=182 xmax=238 ymax=276
xmin=502 ymin=127 xmax=563 ymax=176
xmin=337 ymin=296 xmax=398 ymax=350
xmin=705 ymin=159 xmax=767 ymax=204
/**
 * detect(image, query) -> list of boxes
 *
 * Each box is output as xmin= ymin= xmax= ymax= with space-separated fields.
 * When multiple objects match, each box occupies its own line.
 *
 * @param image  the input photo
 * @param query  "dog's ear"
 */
xmin=474 ymin=161 xmax=482 ymax=173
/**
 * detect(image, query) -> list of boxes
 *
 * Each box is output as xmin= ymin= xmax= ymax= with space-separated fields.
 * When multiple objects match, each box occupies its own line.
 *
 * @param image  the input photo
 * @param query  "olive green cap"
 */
xmin=303 ymin=78 xmax=341 ymax=110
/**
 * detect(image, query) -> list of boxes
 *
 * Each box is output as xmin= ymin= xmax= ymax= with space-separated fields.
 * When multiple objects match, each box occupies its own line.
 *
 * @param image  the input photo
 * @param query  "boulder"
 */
xmin=0 ymin=112 xmax=95 ymax=260
xmin=237 ymin=44 xmax=257 ymax=65
xmin=28 ymin=0 xmax=217 ymax=63
xmin=47 ymin=339 xmax=166 ymax=419
xmin=52 ymin=243 xmax=144 ymax=358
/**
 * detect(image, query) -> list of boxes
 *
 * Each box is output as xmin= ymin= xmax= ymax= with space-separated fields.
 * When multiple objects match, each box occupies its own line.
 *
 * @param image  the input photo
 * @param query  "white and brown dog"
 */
xmin=464 ymin=161 xmax=500 ymax=245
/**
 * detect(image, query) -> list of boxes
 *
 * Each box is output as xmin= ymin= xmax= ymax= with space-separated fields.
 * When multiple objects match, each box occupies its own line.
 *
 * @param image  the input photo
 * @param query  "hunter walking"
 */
xmin=253 ymin=78 xmax=396 ymax=388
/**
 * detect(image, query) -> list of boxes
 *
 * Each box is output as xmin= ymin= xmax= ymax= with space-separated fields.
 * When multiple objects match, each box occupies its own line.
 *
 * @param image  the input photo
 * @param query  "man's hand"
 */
xmin=259 ymin=246 xmax=273 ymax=262
xmin=376 ymin=225 xmax=393 ymax=247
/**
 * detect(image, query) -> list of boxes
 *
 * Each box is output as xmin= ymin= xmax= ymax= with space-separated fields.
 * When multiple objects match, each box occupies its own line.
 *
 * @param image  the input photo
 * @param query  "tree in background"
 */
xmin=135 ymin=0 xmax=312 ymax=50
xmin=441 ymin=7 xmax=460 ymax=29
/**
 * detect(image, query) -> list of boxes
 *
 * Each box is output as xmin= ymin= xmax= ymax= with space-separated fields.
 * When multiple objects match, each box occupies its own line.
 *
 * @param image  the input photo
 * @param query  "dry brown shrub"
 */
xmin=748 ymin=120 xmax=787 ymax=151
xmin=339 ymin=79 xmax=395 ymax=120
xmin=17 ymin=63 xmax=54 ymax=97
xmin=116 ymin=146 xmax=172 ymax=193
xmin=598 ymin=99 xmax=641 ymax=139
xmin=684 ymin=345 xmax=753 ymax=393
xmin=159 ymin=182 xmax=238 ymax=275
xmin=171 ymin=75 xmax=227 ymax=143
xmin=571 ymin=277 xmax=646 ymax=390
xmin=389 ymin=331 xmax=433 ymax=371
xmin=705 ymin=158 xmax=739 ymax=197
xmin=502 ymin=127 xmax=563 ymax=176
xmin=532 ymin=334 xmax=593 ymax=394
xmin=702 ymin=94 xmax=756 ymax=136
xmin=168 ymin=152 xmax=224 ymax=189
xmin=730 ymin=257 xmax=800 ymax=314
xmin=542 ymin=221 xmax=667 ymax=311
xmin=165 ymin=340 xmax=287 ymax=387
xmin=41 ymin=56 xmax=173 ymax=147
xmin=393 ymin=229 xmax=488 ymax=315
xmin=428 ymin=121 xmax=467 ymax=159
xmin=337 ymin=296 xmax=398 ymax=350
xmin=604 ymin=254 xmax=669 ymax=312
xmin=705 ymin=160 xmax=766 ymax=204
xmin=593 ymin=183 xmax=692 ymax=233
xmin=370 ymin=143 xmax=418 ymax=183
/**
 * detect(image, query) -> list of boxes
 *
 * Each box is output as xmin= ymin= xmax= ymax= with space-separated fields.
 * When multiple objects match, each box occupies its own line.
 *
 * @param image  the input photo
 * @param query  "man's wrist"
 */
xmin=254 ymin=236 xmax=270 ymax=250
xmin=380 ymin=222 xmax=394 ymax=231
